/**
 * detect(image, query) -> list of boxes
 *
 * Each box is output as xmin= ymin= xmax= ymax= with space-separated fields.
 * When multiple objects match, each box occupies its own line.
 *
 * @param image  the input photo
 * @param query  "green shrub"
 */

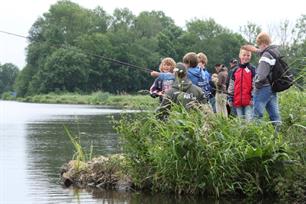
xmin=1 ymin=91 xmax=16 ymax=100
xmin=115 ymin=103 xmax=305 ymax=198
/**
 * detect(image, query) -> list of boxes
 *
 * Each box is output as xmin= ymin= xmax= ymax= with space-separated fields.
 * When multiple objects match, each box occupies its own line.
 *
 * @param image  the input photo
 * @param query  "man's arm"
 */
xmin=242 ymin=44 xmax=259 ymax=53
xmin=255 ymin=53 xmax=275 ymax=89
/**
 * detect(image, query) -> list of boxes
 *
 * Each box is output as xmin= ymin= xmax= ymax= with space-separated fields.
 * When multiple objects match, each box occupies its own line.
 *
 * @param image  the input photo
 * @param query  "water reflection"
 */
xmin=0 ymin=101 xmax=274 ymax=203
xmin=0 ymin=101 xmax=130 ymax=203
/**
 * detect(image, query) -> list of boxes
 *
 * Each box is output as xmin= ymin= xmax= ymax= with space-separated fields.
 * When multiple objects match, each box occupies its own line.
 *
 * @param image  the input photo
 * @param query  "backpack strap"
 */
xmin=266 ymin=49 xmax=277 ymax=59
xmin=263 ymin=50 xmax=277 ymax=65
xmin=264 ymin=49 xmax=279 ymax=82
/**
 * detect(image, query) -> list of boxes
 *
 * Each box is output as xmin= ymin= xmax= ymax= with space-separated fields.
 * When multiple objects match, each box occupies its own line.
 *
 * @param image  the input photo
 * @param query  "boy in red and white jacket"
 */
xmin=228 ymin=47 xmax=255 ymax=121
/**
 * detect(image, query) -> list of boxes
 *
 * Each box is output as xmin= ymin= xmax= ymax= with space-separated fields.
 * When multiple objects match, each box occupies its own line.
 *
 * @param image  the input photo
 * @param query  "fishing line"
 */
xmin=0 ymin=30 xmax=153 ymax=73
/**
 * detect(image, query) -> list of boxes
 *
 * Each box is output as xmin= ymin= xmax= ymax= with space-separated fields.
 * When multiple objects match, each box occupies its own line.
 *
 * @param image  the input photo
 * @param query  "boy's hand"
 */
xmin=211 ymin=77 xmax=218 ymax=83
xmin=198 ymin=63 xmax=204 ymax=68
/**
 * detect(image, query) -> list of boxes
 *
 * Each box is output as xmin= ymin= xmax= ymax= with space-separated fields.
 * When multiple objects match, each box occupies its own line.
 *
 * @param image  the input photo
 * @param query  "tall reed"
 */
xmin=64 ymin=125 xmax=93 ymax=170
xmin=116 ymin=97 xmax=305 ymax=199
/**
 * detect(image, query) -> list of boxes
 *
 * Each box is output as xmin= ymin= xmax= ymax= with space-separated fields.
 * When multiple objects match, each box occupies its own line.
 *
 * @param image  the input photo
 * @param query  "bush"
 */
xmin=1 ymin=91 xmax=16 ymax=100
xmin=115 ymin=103 xmax=305 ymax=199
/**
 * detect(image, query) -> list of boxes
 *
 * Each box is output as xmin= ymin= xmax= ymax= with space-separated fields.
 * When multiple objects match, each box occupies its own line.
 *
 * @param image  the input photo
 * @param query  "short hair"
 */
xmin=229 ymin=58 xmax=238 ymax=64
xmin=211 ymin=73 xmax=218 ymax=78
xmin=239 ymin=46 xmax=252 ymax=56
xmin=174 ymin=62 xmax=187 ymax=79
xmin=256 ymin=32 xmax=272 ymax=46
xmin=159 ymin=57 xmax=176 ymax=72
xmin=197 ymin=52 xmax=208 ymax=66
xmin=183 ymin=52 xmax=198 ymax=67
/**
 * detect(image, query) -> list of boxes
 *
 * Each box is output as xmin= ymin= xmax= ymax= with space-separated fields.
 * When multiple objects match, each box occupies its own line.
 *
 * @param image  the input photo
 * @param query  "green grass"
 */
xmin=115 ymin=88 xmax=305 ymax=200
xmin=64 ymin=125 xmax=93 ymax=171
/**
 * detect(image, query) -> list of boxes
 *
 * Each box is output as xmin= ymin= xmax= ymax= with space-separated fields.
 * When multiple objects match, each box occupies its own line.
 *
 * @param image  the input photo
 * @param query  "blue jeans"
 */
xmin=253 ymin=86 xmax=281 ymax=125
xmin=230 ymin=106 xmax=237 ymax=116
xmin=236 ymin=105 xmax=253 ymax=121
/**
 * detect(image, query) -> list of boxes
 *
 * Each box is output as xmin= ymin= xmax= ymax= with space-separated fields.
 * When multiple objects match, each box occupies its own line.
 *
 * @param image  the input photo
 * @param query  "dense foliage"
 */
xmin=0 ymin=1 xmax=303 ymax=97
xmin=0 ymin=63 xmax=19 ymax=95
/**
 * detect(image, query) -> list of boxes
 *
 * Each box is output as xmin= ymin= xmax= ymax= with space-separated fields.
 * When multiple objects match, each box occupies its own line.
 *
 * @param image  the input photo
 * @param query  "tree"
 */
xmin=14 ymin=65 xmax=33 ymax=97
xmin=240 ymin=22 xmax=262 ymax=44
xmin=109 ymin=8 xmax=135 ymax=32
xmin=0 ymin=63 xmax=19 ymax=94
xmin=184 ymin=19 xmax=246 ymax=70
xmin=186 ymin=18 xmax=228 ymax=40
xmin=28 ymin=47 xmax=90 ymax=94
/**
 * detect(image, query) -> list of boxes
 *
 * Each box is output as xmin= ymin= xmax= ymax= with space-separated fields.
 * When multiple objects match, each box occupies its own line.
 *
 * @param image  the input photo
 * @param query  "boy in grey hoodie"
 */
xmin=243 ymin=32 xmax=281 ymax=126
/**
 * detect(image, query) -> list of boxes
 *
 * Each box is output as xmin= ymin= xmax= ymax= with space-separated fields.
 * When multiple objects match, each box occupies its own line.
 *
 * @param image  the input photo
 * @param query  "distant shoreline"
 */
xmin=2 ymin=91 xmax=158 ymax=109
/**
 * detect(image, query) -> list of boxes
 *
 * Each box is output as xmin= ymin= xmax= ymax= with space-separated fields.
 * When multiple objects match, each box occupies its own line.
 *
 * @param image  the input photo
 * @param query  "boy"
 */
xmin=228 ymin=47 xmax=256 ymax=121
xmin=197 ymin=52 xmax=215 ymax=112
xmin=183 ymin=52 xmax=201 ymax=86
xmin=197 ymin=52 xmax=212 ymax=99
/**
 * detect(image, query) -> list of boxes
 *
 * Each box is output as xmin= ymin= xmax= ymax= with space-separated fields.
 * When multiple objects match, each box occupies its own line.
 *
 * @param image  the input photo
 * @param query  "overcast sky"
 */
xmin=0 ymin=0 xmax=305 ymax=69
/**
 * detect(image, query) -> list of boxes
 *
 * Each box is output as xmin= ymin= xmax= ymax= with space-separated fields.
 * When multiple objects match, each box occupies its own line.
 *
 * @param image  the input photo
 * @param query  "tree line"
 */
xmin=1 ymin=0 xmax=305 ymax=96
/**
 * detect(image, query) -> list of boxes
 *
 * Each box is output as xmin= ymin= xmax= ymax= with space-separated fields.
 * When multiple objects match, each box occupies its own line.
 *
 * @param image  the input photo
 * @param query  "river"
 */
xmin=1 ymin=101 xmax=219 ymax=204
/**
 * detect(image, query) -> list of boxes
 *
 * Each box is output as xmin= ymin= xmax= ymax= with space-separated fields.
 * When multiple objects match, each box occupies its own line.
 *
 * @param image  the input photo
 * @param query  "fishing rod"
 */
xmin=61 ymin=44 xmax=152 ymax=73
xmin=0 ymin=30 xmax=153 ymax=73
xmin=0 ymin=30 xmax=28 ymax=39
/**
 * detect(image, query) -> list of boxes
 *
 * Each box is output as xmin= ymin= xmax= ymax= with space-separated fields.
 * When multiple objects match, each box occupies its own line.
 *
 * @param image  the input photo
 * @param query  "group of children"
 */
xmin=150 ymin=31 xmax=282 ymax=125
xmin=149 ymin=48 xmax=255 ymax=121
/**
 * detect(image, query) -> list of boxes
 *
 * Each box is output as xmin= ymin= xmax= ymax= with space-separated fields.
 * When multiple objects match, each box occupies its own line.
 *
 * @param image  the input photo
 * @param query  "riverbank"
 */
xmin=60 ymin=154 xmax=132 ymax=191
xmin=2 ymin=91 xmax=158 ymax=109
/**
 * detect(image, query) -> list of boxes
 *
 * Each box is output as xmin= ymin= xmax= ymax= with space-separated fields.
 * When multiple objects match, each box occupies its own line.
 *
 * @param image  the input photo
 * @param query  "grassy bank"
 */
xmin=115 ymin=88 xmax=305 ymax=201
xmin=2 ymin=91 xmax=158 ymax=109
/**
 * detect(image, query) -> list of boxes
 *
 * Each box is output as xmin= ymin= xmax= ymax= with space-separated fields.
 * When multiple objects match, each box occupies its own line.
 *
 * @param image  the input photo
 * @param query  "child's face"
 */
xmin=215 ymin=65 xmax=221 ymax=72
xmin=198 ymin=62 xmax=204 ymax=68
xmin=162 ymin=64 xmax=172 ymax=73
xmin=239 ymin=50 xmax=251 ymax=64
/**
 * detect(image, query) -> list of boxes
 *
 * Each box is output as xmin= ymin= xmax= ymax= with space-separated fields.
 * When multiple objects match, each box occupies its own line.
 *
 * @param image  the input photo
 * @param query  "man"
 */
xmin=243 ymin=32 xmax=281 ymax=126
xmin=226 ymin=58 xmax=238 ymax=89
xmin=215 ymin=64 xmax=228 ymax=117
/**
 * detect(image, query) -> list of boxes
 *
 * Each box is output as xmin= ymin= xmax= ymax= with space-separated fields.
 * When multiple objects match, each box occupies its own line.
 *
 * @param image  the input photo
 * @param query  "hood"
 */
xmin=188 ymin=67 xmax=201 ymax=76
xmin=172 ymin=78 xmax=193 ymax=92
xmin=261 ymin=45 xmax=281 ymax=57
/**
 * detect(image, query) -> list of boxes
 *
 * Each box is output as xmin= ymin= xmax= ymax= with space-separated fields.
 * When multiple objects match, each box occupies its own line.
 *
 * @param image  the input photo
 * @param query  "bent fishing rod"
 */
xmin=0 ymin=30 xmax=153 ymax=73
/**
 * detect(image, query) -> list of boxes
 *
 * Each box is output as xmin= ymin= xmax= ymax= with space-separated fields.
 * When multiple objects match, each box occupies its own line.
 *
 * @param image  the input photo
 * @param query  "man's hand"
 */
xmin=242 ymin=44 xmax=259 ymax=52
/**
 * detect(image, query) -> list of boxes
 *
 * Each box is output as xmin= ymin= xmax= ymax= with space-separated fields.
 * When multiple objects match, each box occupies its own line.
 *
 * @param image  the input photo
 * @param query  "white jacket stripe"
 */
xmin=259 ymin=56 xmax=276 ymax=66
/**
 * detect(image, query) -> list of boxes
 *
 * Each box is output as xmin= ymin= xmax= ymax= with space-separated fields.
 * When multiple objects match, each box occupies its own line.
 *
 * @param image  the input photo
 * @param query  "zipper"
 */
xmin=240 ymin=68 xmax=243 ymax=106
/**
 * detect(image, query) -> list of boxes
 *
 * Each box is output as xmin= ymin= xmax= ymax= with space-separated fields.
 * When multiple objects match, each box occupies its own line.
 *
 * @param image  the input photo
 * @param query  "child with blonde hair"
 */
xmin=150 ymin=57 xmax=176 ymax=102
xmin=197 ymin=52 xmax=214 ymax=110
xmin=228 ymin=47 xmax=256 ymax=121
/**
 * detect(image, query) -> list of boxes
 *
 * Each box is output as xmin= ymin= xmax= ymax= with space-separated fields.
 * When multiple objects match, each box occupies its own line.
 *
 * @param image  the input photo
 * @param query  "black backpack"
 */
xmin=267 ymin=50 xmax=294 ymax=92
